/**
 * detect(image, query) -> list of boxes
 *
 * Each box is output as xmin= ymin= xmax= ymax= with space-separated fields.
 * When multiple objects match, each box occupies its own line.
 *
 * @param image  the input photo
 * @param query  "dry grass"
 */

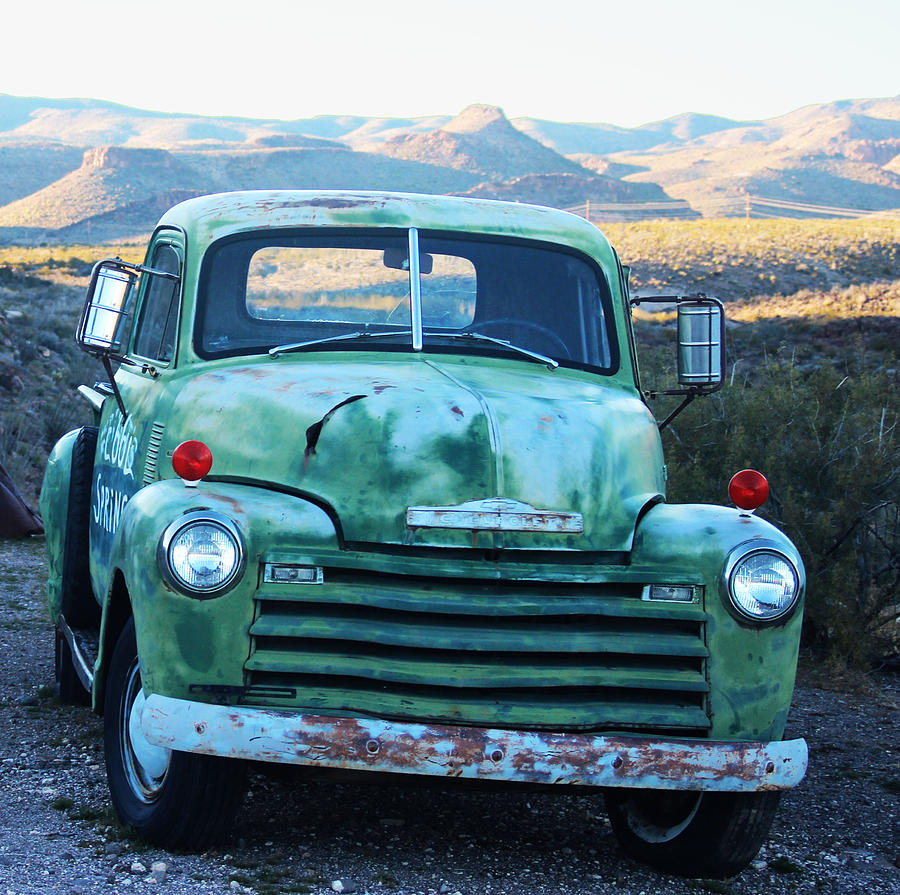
xmin=0 ymin=244 xmax=144 ymax=284
xmin=605 ymin=216 xmax=900 ymax=300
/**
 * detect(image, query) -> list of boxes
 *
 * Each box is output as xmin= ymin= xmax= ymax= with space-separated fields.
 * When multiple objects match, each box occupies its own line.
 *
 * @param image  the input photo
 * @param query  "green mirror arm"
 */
xmin=656 ymin=391 xmax=697 ymax=431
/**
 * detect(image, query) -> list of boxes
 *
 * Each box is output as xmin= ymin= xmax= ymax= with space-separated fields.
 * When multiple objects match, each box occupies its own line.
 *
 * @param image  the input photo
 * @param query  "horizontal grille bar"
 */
xmin=250 ymin=604 xmax=707 ymax=657
xmin=241 ymin=676 xmax=711 ymax=732
xmin=262 ymin=571 xmax=702 ymax=620
xmin=247 ymin=642 xmax=709 ymax=691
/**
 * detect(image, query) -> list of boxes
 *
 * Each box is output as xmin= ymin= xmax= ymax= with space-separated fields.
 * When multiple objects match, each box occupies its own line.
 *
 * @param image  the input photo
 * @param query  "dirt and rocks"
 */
xmin=0 ymin=538 xmax=897 ymax=895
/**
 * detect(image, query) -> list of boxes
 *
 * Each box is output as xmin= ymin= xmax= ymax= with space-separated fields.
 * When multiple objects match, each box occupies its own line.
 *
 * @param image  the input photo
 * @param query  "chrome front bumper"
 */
xmin=141 ymin=695 xmax=807 ymax=792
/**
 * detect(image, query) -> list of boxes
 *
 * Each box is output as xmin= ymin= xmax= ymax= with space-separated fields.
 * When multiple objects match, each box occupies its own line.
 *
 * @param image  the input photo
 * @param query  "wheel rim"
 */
xmin=619 ymin=791 xmax=703 ymax=843
xmin=119 ymin=658 xmax=171 ymax=804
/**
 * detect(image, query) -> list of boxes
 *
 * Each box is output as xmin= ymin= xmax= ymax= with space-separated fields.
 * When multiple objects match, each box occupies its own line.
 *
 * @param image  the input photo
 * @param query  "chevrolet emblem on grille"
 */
xmin=406 ymin=498 xmax=584 ymax=534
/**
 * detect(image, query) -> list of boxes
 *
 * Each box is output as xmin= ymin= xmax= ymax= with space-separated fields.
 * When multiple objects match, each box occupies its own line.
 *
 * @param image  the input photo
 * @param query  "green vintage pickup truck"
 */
xmin=41 ymin=191 xmax=806 ymax=877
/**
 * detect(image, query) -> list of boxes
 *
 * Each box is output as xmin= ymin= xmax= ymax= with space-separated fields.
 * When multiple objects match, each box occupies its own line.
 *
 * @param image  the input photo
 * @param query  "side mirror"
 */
xmin=76 ymin=260 xmax=139 ymax=357
xmin=676 ymin=298 xmax=724 ymax=388
xmin=629 ymin=293 xmax=725 ymax=429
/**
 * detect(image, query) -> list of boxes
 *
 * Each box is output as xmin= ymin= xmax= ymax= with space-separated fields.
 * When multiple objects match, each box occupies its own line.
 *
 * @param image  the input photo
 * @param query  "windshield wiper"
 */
xmin=423 ymin=331 xmax=558 ymax=369
xmin=269 ymin=328 xmax=559 ymax=369
xmin=268 ymin=330 xmax=411 ymax=358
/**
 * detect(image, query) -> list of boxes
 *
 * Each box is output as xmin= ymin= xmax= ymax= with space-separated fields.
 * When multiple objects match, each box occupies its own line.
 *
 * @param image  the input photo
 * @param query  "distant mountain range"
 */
xmin=1 ymin=93 xmax=899 ymax=243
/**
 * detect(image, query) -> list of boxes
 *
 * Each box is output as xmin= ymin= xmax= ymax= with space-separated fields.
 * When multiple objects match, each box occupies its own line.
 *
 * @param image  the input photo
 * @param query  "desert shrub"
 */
xmin=0 ymin=265 xmax=93 ymax=503
xmin=659 ymin=356 xmax=899 ymax=665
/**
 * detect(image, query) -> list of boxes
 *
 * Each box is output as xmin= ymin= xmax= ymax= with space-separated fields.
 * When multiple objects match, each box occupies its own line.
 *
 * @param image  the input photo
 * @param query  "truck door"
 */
xmin=88 ymin=233 xmax=184 ymax=599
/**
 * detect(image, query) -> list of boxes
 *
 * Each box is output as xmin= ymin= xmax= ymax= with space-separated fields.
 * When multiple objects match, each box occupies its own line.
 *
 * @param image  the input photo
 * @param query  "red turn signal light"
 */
xmin=172 ymin=440 xmax=213 ymax=484
xmin=729 ymin=469 xmax=769 ymax=511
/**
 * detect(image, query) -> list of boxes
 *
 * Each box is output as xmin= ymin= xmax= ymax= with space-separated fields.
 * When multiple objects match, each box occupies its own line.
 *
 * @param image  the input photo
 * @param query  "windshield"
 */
xmin=196 ymin=230 xmax=617 ymax=372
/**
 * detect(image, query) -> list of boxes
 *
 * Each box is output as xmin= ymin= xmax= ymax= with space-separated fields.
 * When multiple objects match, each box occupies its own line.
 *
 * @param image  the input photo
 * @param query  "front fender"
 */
xmin=96 ymin=479 xmax=339 ymax=702
xmin=631 ymin=503 xmax=805 ymax=742
xmin=40 ymin=429 xmax=80 ymax=621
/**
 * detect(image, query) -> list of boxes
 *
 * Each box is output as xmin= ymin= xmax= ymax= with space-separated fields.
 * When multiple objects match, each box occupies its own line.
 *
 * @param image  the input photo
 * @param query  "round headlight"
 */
xmin=727 ymin=548 xmax=800 ymax=623
xmin=159 ymin=512 xmax=244 ymax=597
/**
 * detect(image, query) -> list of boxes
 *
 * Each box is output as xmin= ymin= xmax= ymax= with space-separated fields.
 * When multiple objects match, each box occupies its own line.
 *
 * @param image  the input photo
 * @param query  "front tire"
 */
xmin=605 ymin=788 xmax=781 ymax=878
xmin=104 ymin=619 xmax=246 ymax=849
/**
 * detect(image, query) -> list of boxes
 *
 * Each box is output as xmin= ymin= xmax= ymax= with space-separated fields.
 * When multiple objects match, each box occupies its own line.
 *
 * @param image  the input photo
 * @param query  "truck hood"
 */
xmin=166 ymin=356 xmax=665 ymax=551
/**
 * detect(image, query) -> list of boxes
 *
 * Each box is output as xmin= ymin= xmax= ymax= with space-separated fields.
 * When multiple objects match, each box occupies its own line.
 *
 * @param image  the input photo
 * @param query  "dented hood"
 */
xmin=166 ymin=355 xmax=665 ymax=551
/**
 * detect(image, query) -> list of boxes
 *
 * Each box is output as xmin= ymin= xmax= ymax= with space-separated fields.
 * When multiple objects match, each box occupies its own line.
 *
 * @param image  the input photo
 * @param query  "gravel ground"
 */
xmin=1 ymin=537 xmax=897 ymax=895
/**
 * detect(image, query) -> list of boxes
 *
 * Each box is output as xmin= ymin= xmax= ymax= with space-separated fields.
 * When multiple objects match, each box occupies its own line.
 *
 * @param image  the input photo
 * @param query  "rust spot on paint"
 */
xmin=451 ymin=405 xmax=465 ymax=417
xmin=224 ymin=367 xmax=271 ymax=380
xmin=372 ymin=384 xmax=397 ymax=394
xmin=211 ymin=493 xmax=245 ymax=516
xmin=306 ymin=198 xmax=362 ymax=209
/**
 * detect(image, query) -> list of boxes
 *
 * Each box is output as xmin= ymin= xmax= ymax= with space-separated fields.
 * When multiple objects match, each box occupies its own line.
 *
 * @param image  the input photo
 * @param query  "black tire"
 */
xmin=60 ymin=426 xmax=100 ymax=628
xmin=54 ymin=629 xmax=91 ymax=706
xmin=605 ymin=788 xmax=781 ymax=878
xmin=103 ymin=618 xmax=247 ymax=849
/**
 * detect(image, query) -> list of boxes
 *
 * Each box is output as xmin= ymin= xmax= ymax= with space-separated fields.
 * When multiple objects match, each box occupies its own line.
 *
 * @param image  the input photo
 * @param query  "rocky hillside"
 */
xmin=0 ymin=93 xmax=899 ymax=243
xmin=609 ymin=99 xmax=900 ymax=216
xmin=0 ymin=147 xmax=204 ymax=230
xmin=456 ymin=173 xmax=695 ymax=220
xmin=0 ymin=143 xmax=479 ymax=243
xmin=0 ymin=142 xmax=85 ymax=206
xmin=370 ymin=104 xmax=591 ymax=181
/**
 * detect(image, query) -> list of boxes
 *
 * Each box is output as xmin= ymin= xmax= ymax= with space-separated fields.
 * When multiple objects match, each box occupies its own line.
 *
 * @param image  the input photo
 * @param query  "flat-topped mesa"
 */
xmin=82 ymin=146 xmax=176 ymax=170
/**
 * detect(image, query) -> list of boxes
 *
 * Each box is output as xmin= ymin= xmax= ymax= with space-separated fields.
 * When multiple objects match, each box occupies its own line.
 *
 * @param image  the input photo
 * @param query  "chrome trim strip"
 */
xmin=407 ymin=497 xmax=583 ymax=533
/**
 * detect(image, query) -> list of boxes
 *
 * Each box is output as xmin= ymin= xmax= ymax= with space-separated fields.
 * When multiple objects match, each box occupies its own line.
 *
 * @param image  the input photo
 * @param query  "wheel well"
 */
xmin=94 ymin=570 xmax=132 ymax=714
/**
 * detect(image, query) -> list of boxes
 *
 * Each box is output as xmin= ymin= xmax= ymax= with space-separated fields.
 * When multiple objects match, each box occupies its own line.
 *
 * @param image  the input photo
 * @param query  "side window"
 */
xmin=133 ymin=244 xmax=181 ymax=362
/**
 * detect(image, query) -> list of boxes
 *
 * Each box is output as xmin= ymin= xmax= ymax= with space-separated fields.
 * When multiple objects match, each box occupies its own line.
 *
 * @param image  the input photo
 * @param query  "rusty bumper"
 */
xmin=141 ymin=696 xmax=807 ymax=791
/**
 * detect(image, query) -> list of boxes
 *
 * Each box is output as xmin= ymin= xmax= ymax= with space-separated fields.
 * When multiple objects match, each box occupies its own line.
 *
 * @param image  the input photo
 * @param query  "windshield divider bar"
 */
xmin=409 ymin=228 xmax=423 ymax=351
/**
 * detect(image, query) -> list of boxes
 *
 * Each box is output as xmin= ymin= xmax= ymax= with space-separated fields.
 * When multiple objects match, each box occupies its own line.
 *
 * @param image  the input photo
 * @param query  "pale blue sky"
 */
xmin=5 ymin=0 xmax=898 ymax=126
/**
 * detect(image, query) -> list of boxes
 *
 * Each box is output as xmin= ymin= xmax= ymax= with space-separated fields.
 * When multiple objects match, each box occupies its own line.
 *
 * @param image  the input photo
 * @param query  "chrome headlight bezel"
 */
xmin=158 ymin=511 xmax=246 ymax=598
xmin=721 ymin=539 xmax=804 ymax=626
